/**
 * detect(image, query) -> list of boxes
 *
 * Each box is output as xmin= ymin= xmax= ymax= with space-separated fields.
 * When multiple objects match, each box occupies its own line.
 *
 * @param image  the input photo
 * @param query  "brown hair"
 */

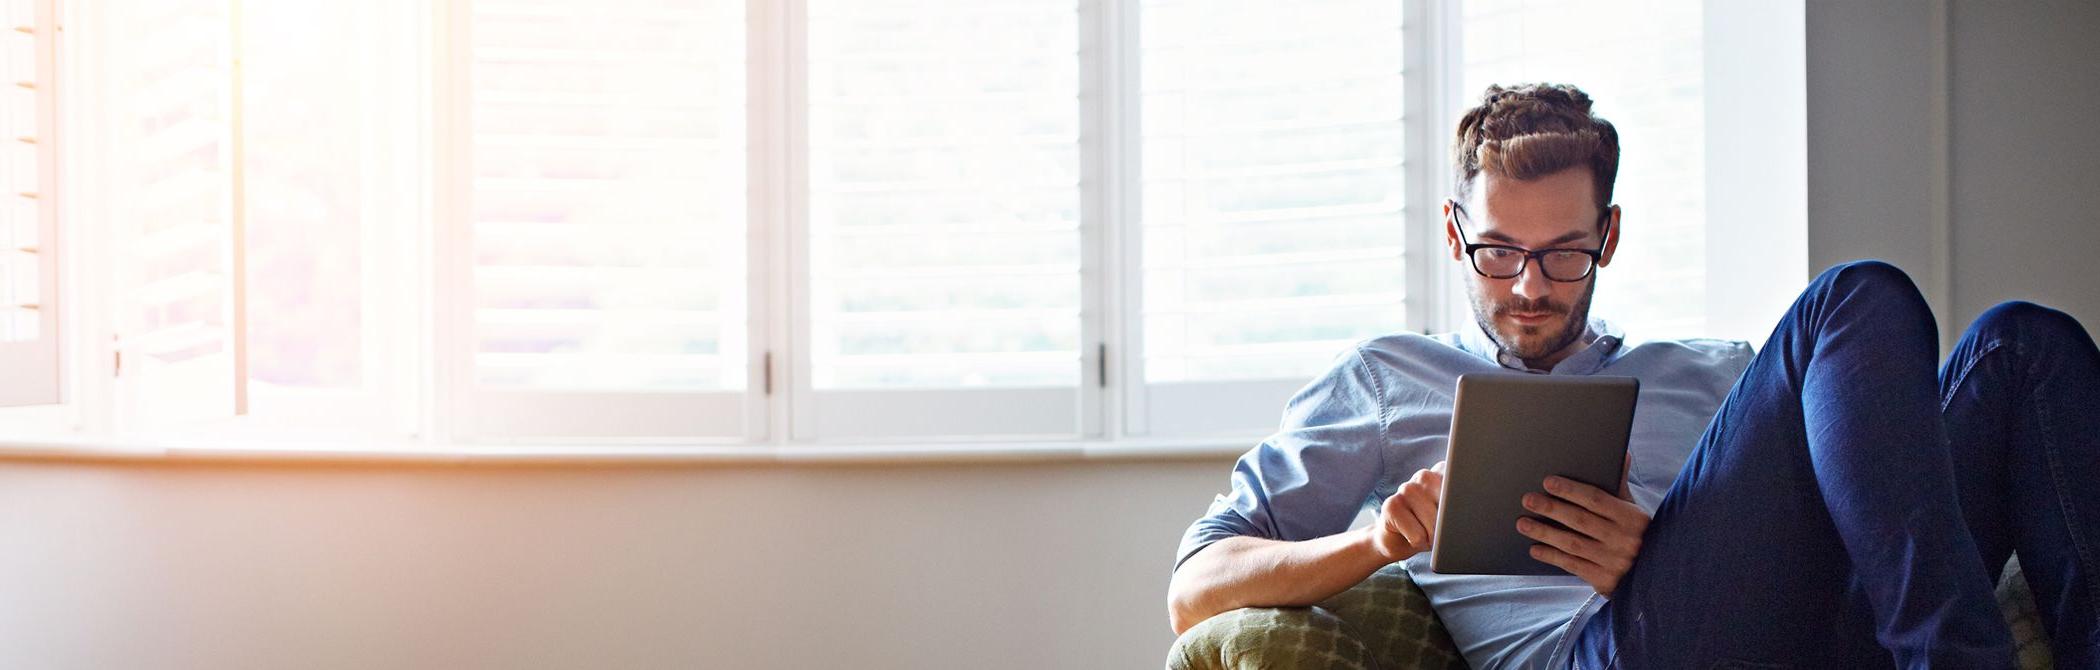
xmin=1450 ymin=83 xmax=1619 ymax=220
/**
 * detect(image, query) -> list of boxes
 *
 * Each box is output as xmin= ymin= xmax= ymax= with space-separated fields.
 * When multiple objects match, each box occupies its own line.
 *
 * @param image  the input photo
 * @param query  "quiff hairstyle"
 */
xmin=1450 ymin=83 xmax=1619 ymax=225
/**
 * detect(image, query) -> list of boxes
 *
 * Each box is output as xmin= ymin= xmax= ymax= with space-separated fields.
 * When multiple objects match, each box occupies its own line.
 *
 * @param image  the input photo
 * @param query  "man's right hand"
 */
xmin=1170 ymin=460 xmax=1448 ymax=634
xmin=1366 ymin=461 xmax=1447 ymax=562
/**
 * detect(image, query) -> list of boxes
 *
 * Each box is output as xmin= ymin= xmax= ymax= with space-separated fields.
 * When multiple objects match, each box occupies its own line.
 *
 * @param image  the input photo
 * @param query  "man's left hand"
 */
xmin=1514 ymin=458 xmax=1649 ymax=597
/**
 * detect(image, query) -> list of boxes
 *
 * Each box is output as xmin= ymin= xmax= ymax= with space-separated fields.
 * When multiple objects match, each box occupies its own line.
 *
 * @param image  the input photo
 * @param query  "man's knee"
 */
xmin=1812 ymin=259 xmax=1922 ymax=302
xmin=1973 ymin=300 xmax=2095 ymax=352
xmin=1805 ymin=260 xmax=1934 ymax=332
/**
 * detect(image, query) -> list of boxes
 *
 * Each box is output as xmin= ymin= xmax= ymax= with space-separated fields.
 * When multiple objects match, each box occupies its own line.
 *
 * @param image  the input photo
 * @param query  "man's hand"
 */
xmin=1515 ymin=456 xmax=1648 ymax=597
xmin=1366 ymin=461 xmax=1446 ymax=562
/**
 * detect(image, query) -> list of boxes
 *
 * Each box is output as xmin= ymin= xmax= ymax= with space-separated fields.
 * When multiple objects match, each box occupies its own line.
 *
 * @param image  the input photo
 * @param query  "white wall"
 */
xmin=0 ymin=457 xmax=1229 ymax=669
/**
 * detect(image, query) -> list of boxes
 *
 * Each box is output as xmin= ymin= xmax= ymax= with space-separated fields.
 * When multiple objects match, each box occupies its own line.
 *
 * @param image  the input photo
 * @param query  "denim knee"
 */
xmin=1971 ymin=301 xmax=2095 ymax=355
xmin=1812 ymin=259 xmax=1921 ymax=302
xmin=1806 ymin=260 xmax=1934 ymax=331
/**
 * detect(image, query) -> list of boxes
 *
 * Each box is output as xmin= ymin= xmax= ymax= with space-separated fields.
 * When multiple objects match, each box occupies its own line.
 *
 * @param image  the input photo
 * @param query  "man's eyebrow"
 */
xmin=1477 ymin=229 xmax=1594 ymax=247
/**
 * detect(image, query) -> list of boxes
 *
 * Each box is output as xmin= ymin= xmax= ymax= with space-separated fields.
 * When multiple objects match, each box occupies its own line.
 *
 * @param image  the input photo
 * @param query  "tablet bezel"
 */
xmin=1428 ymin=373 xmax=1640 ymax=575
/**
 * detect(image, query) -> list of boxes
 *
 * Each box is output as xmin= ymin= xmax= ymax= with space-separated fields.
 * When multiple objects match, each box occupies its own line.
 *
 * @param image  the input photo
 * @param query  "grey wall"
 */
xmin=1945 ymin=2 xmax=2100 ymax=329
xmin=0 ymin=457 xmax=1229 ymax=669
xmin=1808 ymin=0 xmax=2100 ymax=332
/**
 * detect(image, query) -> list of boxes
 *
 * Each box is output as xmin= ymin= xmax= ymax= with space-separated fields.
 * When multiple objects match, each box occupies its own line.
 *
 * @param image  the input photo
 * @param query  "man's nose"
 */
xmin=1511 ymin=260 xmax=1552 ymax=300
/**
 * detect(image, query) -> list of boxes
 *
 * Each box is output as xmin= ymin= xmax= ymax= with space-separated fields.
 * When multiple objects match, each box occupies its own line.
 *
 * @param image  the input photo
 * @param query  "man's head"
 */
xmin=1446 ymin=83 xmax=1622 ymax=369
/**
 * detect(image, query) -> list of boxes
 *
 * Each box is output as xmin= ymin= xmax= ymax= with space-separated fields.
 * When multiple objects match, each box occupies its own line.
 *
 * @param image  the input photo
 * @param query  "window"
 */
xmin=85 ymin=0 xmax=422 ymax=434
xmin=0 ymin=0 xmax=57 ymax=408
xmin=1133 ymin=0 xmax=1411 ymax=436
xmin=15 ymin=0 xmax=1753 ymax=450
xmin=101 ymin=0 xmax=239 ymax=428
xmin=795 ymin=0 xmax=1087 ymax=440
xmin=239 ymin=0 xmax=422 ymax=433
xmin=448 ymin=0 xmax=752 ymax=439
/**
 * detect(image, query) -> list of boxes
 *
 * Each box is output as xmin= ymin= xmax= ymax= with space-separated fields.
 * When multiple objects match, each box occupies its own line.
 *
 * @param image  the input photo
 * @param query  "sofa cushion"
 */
xmin=1168 ymin=559 xmax=2052 ymax=670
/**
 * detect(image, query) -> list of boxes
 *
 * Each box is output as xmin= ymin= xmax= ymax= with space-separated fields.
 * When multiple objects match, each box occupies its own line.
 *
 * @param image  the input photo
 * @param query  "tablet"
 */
xmin=1429 ymin=373 xmax=1640 ymax=575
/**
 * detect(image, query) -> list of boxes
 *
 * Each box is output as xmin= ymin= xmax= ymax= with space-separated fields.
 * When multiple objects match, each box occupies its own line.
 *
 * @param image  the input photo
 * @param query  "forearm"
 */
xmin=1166 ymin=529 xmax=1394 ymax=635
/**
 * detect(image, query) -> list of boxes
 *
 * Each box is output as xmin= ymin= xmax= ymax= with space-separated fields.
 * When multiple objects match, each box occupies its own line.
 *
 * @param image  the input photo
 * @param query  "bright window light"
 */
xmin=804 ymin=0 xmax=1083 ymax=390
xmin=1139 ymin=0 xmax=1409 ymax=384
xmin=469 ymin=0 xmax=748 ymax=392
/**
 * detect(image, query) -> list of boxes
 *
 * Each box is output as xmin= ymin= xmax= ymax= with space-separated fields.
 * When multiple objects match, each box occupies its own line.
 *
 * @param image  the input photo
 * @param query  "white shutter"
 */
xmin=795 ymin=0 xmax=1086 ymax=439
xmin=0 ymin=0 xmax=58 ymax=408
xmin=456 ymin=0 xmax=751 ymax=439
xmin=1459 ymin=0 xmax=1707 ymax=341
xmin=1133 ymin=0 xmax=1410 ymax=436
xmin=101 ymin=0 xmax=241 ymax=427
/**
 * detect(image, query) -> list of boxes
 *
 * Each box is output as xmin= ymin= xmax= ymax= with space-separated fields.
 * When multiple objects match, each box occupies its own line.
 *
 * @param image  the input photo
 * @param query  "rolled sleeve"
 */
xmin=1173 ymin=344 xmax=1393 ymax=572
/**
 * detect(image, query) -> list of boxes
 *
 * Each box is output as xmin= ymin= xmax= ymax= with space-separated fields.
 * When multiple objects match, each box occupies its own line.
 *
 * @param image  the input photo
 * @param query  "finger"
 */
xmin=1516 ymin=516 xmax=1606 ymax=562
xmin=1385 ymin=504 xmax=1428 ymax=548
xmin=1399 ymin=482 xmax=1440 ymax=541
xmin=1523 ymin=491 xmax=1616 ymax=540
xmin=1529 ymin=543 xmax=1611 ymax=588
xmin=1418 ymin=467 xmax=1445 ymax=495
xmin=1544 ymin=477 xmax=1643 ymax=527
xmin=1383 ymin=491 xmax=1428 ymax=543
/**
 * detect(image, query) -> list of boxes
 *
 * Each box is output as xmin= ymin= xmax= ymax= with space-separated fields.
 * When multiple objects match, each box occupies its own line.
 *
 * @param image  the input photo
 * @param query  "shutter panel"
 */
xmin=796 ymin=0 xmax=1086 ymax=439
xmin=460 ymin=0 xmax=752 ymax=439
xmin=0 ymin=0 xmax=57 ymax=407
xmin=1135 ymin=0 xmax=1409 ymax=436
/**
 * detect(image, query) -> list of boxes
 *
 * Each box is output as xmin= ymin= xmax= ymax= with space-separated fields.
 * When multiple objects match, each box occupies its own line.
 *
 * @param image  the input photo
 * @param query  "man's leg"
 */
xmin=1943 ymin=300 xmax=2100 ymax=666
xmin=1570 ymin=261 xmax=2012 ymax=668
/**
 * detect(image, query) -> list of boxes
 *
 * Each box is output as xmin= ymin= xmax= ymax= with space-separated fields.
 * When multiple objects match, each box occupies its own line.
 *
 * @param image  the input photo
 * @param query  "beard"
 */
xmin=1467 ymin=277 xmax=1596 ymax=366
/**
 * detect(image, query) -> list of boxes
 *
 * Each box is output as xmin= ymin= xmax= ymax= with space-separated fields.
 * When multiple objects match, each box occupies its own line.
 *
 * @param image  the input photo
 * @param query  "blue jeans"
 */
xmin=1571 ymin=261 xmax=2100 ymax=669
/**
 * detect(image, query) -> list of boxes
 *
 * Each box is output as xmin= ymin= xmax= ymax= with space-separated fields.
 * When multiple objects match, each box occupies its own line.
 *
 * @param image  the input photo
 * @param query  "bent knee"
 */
xmin=1814 ymin=259 xmax=1920 ymax=298
xmin=1973 ymin=300 xmax=2094 ymax=348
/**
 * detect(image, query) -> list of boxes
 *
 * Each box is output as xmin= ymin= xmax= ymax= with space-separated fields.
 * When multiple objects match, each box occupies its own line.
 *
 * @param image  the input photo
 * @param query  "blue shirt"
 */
xmin=1174 ymin=321 xmax=1752 ymax=670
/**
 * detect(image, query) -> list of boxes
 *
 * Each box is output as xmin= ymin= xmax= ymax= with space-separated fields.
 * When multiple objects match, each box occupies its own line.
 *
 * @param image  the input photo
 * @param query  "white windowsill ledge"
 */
xmin=0 ymin=435 xmax=1253 ymax=466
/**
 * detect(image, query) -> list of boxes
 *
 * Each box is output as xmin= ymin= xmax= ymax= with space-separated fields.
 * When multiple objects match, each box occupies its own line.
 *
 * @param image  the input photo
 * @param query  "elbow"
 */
xmin=1165 ymin=566 xmax=1217 ymax=636
xmin=1166 ymin=537 xmax=1244 ymax=635
xmin=1167 ymin=587 xmax=1198 ymax=636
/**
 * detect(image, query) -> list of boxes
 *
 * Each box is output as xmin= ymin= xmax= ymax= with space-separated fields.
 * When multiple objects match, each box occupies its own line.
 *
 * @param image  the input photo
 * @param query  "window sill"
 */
xmin=0 ymin=435 xmax=1253 ymax=466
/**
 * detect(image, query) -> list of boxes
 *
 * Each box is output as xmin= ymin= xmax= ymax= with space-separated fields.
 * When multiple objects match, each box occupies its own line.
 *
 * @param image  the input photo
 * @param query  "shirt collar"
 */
xmin=1455 ymin=317 xmax=1624 ymax=375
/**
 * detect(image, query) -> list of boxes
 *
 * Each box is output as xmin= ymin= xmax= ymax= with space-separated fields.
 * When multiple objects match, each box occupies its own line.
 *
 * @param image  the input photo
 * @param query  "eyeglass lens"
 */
xmin=1471 ymin=248 xmax=1594 ymax=281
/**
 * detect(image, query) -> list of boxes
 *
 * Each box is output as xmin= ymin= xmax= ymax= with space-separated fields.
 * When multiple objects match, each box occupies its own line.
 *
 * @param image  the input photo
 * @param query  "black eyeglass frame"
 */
xmin=1447 ymin=199 xmax=1615 ymax=283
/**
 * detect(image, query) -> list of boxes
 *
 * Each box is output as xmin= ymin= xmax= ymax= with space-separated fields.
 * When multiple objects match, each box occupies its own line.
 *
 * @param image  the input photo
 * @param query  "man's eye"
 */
xmin=1480 ymin=248 xmax=1522 ymax=260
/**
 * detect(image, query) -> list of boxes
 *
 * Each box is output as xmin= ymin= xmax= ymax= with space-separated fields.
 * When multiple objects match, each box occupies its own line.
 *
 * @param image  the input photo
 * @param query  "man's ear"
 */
xmin=1443 ymin=200 xmax=1464 ymax=261
xmin=1598 ymin=204 xmax=1622 ymax=267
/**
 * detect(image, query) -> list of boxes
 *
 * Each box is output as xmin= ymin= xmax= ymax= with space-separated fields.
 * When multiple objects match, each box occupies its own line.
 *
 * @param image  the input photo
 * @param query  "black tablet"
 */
xmin=1429 ymin=373 xmax=1640 ymax=575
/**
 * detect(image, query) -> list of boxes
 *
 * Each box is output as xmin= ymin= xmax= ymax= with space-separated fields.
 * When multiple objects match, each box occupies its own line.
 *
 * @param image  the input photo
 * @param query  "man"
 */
xmin=1165 ymin=83 xmax=2100 ymax=668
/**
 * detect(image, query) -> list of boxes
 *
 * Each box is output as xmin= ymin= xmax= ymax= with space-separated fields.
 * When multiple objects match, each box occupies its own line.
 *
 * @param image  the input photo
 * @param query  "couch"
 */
xmin=1166 ymin=559 xmax=2053 ymax=669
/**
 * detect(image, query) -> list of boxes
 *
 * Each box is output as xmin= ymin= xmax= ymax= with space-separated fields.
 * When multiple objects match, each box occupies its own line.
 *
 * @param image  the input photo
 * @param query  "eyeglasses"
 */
xmin=1448 ymin=199 xmax=1612 ymax=282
